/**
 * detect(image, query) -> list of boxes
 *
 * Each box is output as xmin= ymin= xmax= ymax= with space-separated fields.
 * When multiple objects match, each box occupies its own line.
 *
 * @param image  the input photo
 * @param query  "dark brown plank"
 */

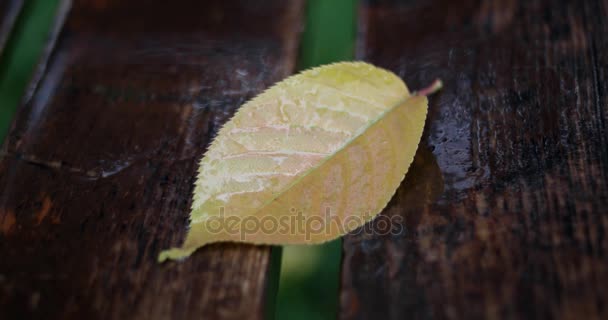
xmin=341 ymin=0 xmax=608 ymax=319
xmin=0 ymin=0 xmax=23 ymax=55
xmin=0 ymin=0 xmax=303 ymax=319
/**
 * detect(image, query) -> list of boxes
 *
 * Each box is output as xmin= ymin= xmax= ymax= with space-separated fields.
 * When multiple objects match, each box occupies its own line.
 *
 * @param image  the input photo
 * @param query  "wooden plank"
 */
xmin=0 ymin=0 xmax=23 ymax=55
xmin=341 ymin=0 xmax=608 ymax=319
xmin=0 ymin=0 xmax=303 ymax=319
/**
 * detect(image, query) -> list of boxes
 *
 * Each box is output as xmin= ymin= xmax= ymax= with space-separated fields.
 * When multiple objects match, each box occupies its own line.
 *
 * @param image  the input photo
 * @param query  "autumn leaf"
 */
xmin=159 ymin=62 xmax=441 ymax=262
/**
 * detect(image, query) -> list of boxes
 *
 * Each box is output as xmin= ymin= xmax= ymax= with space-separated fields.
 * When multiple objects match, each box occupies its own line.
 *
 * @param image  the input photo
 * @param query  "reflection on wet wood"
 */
xmin=0 ymin=0 xmax=23 ymax=55
xmin=342 ymin=0 xmax=608 ymax=319
xmin=0 ymin=0 xmax=303 ymax=319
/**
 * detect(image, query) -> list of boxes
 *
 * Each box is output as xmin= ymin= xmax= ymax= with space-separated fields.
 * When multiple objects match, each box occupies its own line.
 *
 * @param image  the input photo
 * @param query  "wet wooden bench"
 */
xmin=0 ymin=1 xmax=302 ymax=319
xmin=342 ymin=0 xmax=608 ymax=319
xmin=1 ymin=0 xmax=607 ymax=319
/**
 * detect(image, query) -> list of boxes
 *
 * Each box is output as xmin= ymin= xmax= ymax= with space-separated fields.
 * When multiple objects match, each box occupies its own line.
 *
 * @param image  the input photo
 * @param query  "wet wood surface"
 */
xmin=0 ymin=0 xmax=303 ymax=319
xmin=0 ymin=0 xmax=23 ymax=55
xmin=342 ymin=0 xmax=608 ymax=319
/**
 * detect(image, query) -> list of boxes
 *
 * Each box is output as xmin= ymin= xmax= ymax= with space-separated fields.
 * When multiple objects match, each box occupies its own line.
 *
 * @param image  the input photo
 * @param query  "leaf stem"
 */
xmin=414 ymin=79 xmax=443 ymax=96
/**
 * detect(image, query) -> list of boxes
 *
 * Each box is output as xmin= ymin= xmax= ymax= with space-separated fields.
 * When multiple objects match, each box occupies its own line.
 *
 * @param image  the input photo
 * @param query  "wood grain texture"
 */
xmin=0 ymin=0 xmax=303 ymax=319
xmin=0 ymin=0 xmax=23 ymax=55
xmin=341 ymin=0 xmax=608 ymax=319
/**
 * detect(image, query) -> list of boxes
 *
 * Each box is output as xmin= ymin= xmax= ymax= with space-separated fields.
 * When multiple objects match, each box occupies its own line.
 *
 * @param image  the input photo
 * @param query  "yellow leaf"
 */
xmin=159 ymin=62 xmax=440 ymax=262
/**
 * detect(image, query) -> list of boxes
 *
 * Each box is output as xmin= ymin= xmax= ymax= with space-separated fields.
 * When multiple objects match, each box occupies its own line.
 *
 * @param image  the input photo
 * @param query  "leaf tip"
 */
xmin=157 ymin=247 xmax=196 ymax=263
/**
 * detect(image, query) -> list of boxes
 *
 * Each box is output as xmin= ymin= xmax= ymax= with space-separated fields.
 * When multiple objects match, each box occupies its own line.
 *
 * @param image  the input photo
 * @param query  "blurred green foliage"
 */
xmin=298 ymin=0 xmax=357 ymax=68
xmin=275 ymin=1 xmax=356 ymax=320
xmin=276 ymin=240 xmax=343 ymax=320
xmin=0 ymin=0 xmax=60 ymax=141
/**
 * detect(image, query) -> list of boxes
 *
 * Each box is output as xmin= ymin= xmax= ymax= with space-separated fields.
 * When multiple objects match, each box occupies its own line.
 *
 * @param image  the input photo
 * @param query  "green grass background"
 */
xmin=0 ymin=1 xmax=357 ymax=319
xmin=0 ymin=0 xmax=60 ymax=140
